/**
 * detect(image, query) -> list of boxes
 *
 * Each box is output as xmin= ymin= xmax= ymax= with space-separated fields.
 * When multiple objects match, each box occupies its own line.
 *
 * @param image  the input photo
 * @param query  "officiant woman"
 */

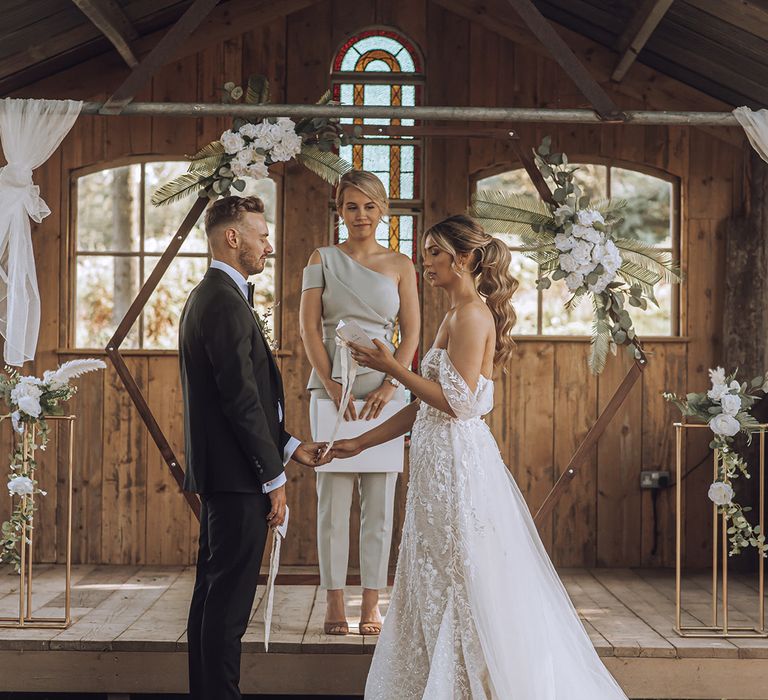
xmin=299 ymin=170 xmax=419 ymax=636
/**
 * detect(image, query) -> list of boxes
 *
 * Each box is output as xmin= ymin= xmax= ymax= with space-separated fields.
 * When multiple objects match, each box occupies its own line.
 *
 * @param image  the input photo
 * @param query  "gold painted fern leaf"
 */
xmin=616 ymin=238 xmax=681 ymax=283
xmin=151 ymin=173 xmax=204 ymax=207
xmin=295 ymin=145 xmax=352 ymax=184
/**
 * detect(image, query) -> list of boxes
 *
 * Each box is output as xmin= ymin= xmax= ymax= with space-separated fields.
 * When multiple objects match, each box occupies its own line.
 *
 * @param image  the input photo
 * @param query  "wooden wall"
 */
xmin=4 ymin=0 xmax=748 ymax=570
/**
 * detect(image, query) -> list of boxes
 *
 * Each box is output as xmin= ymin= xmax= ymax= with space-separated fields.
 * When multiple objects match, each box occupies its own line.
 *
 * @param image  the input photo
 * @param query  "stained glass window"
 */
xmin=331 ymin=29 xmax=423 ymax=260
xmin=476 ymin=164 xmax=680 ymax=337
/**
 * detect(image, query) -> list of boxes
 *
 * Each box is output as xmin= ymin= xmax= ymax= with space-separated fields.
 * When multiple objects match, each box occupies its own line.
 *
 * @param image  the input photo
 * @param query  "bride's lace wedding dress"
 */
xmin=365 ymin=348 xmax=627 ymax=699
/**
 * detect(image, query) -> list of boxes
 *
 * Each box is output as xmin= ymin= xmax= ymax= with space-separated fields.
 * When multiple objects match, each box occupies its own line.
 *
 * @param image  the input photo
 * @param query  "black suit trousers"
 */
xmin=187 ymin=492 xmax=270 ymax=700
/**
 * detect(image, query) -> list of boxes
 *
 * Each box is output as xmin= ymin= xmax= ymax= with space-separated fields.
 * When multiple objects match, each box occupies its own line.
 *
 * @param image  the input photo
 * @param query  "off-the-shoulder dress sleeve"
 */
xmin=437 ymin=351 xmax=487 ymax=421
xmin=302 ymin=263 xmax=324 ymax=291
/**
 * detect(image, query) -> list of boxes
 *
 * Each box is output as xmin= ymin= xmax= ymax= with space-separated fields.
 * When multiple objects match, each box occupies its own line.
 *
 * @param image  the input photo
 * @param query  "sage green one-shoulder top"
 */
xmin=302 ymin=246 xmax=400 ymax=391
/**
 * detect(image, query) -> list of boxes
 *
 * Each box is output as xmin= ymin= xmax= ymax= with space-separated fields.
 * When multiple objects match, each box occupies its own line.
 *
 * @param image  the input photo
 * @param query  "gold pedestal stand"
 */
xmin=675 ymin=422 xmax=767 ymax=638
xmin=0 ymin=415 xmax=75 ymax=629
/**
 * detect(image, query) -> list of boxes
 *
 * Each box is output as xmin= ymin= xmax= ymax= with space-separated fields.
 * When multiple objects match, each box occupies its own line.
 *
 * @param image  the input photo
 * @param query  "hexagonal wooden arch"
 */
xmin=103 ymin=135 xmax=646 ymax=526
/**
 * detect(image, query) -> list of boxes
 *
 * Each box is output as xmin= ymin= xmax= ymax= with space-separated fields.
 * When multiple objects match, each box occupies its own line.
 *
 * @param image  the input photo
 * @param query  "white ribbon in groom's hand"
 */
xmin=264 ymin=505 xmax=289 ymax=652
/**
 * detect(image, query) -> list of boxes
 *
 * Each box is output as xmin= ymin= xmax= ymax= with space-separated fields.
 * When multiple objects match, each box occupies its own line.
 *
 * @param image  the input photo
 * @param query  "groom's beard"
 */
xmin=238 ymin=245 xmax=266 ymax=275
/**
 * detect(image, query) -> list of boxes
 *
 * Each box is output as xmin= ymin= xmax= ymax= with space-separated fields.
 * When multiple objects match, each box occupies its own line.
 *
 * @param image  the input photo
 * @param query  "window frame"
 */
xmin=66 ymin=156 xmax=283 ymax=352
xmin=329 ymin=26 xmax=425 ymax=260
xmin=472 ymin=157 xmax=682 ymax=340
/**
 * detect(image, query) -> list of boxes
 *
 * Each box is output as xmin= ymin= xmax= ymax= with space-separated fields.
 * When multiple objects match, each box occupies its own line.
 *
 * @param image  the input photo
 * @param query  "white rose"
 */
xmin=246 ymin=156 xmax=269 ymax=180
xmin=554 ymin=233 xmax=574 ymax=252
xmin=10 ymin=411 xmax=22 ymax=434
xmin=588 ymin=271 xmax=616 ymax=294
xmin=729 ymin=380 xmax=740 ymax=392
xmin=558 ymin=253 xmax=579 ymax=273
xmin=709 ymin=412 xmax=740 ymax=437
xmin=707 ymin=383 xmax=728 ymax=401
xmin=571 ymin=240 xmax=594 ymax=266
xmin=270 ymin=132 xmax=303 ymax=162
xmin=554 ymin=205 xmax=573 ymax=221
xmin=8 ymin=476 xmax=34 ymax=497
xmin=565 ymin=271 xmax=584 ymax=292
xmin=252 ymin=121 xmax=284 ymax=150
xmin=239 ymin=122 xmax=260 ymax=139
xmin=571 ymin=224 xmax=591 ymax=239
xmin=220 ymin=129 xmax=245 ymax=155
xmin=231 ymin=161 xmax=249 ymax=178
xmin=17 ymin=395 xmax=42 ymax=417
xmin=577 ymin=209 xmax=605 ymax=226
xmin=275 ymin=117 xmax=297 ymax=133
xmin=583 ymin=227 xmax=602 ymax=244
xmin=720 ymin=393 xmax=742 ymax=416
xmin=604 ymin=240 xmax=622 ymax=266
xmin=708 ymin=481 xmax=735 ymax=506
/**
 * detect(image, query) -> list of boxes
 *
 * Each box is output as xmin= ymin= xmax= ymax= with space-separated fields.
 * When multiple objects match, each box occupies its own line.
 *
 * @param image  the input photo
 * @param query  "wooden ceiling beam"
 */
xmin=682 ymin=0 xmax=768 ymax=40
xmin=71 ymin=0 xmax=139 ymax=68
xmin=100 ymin=0 xmax=222 ymax=114
xmin=503 ymin=0 xmax=625 ymax=121
xmin=612 ymin=0 xmax=674 ymax=82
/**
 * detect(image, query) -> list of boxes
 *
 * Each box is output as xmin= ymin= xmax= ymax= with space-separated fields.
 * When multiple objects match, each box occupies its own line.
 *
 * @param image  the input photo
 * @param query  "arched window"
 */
xmin=331 ymin=28 xmax=424 ymax=260
xmin=70 ymin=160 xmax=278 ymax=349
xmin=475 ymin=163 xmax=680 ymax=337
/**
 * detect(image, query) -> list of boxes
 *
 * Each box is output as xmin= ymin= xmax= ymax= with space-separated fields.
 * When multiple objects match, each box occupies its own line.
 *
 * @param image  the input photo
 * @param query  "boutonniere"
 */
xmin=253 ymin=303 xmax=279 ymax=353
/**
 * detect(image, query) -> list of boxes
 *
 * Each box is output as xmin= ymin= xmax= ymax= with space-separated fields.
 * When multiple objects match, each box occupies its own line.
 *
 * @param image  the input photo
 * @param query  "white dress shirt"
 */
xmin=209 ymin=260 xmax=299 ymax=493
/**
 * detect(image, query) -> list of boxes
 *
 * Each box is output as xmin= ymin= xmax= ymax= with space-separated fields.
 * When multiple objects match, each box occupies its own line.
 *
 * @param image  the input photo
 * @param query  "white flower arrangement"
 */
xmin=220 ymin=117 xmax=303 ymax=181
xmin=0 ymin=359 xmax=106 ymax=571
xmin=664 ymin=366 xmax=768 ymax=557
xmin=471 ymin=137 xmax=681 ymax=373
xmin=152 ymin=76 xmax=353 ymax=207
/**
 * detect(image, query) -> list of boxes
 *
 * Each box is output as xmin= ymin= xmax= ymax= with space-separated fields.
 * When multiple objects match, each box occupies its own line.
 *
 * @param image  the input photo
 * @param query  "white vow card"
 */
xmin=335 ymin=319 xmax=377 ymax=349
xmin=314 ymin=398 xmax=406 ymax=473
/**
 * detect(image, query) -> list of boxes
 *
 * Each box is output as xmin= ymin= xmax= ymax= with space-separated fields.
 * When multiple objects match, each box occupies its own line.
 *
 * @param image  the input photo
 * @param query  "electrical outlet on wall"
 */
xmin=640 ymin=470 xmax=670 ymax=489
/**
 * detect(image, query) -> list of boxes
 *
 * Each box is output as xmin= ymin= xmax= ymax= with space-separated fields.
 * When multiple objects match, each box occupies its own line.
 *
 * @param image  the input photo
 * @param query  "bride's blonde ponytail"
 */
xmin=425 ymin=215 xmax=518 ymax=366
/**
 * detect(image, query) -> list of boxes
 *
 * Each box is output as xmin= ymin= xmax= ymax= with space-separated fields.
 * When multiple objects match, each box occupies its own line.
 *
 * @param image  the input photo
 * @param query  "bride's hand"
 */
xmin=323 ymin=379 xmax=357 ymax=421
xmin=349 ymin=339 xmax=398 ymax=375
xmin=330 ymin=438 xmax=363 ymax=460
xmin=359 ymin=381 xmax=396 ymax=420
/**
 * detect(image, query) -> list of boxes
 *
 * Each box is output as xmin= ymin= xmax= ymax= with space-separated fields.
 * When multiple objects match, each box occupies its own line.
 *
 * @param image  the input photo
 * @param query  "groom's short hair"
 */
xmin=204 ymin=195 xmax=265 ymax=237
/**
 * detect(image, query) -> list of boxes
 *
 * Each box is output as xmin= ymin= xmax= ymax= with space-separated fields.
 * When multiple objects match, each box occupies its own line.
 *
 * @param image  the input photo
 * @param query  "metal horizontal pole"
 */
xmin=79 ymin=101 xmax=739 ymax=126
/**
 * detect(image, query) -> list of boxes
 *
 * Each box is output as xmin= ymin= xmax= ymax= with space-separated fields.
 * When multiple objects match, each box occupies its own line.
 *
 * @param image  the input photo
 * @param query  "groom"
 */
xmin=179 ymin=195 xmax=328 ymax=700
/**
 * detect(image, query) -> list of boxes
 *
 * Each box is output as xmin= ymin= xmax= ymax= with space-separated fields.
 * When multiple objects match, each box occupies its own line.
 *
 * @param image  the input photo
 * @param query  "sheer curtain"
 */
xmin=0 ymin=98 xmax=81 ymax=366
xmin=734 ymin=106 xmax=768 ymax=164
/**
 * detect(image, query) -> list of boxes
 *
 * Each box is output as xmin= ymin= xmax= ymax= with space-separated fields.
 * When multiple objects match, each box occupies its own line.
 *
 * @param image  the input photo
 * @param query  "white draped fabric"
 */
xmin=734 ymin=106 xmax=768 ymax=165
xmin=0 ymin=98 xmax=81 ymax=366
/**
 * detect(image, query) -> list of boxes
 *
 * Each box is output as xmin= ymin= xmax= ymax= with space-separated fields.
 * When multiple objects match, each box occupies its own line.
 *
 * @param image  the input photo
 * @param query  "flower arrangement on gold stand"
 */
xmin=0 ymin=359 xmax=106 ymax=571
xmin=664 ymin=366 xmax=768 ymax=557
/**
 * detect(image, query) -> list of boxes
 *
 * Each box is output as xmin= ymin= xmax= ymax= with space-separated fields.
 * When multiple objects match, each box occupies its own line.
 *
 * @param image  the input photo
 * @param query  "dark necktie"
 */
xmin=246 ymin=282 xmax=255 ymax=307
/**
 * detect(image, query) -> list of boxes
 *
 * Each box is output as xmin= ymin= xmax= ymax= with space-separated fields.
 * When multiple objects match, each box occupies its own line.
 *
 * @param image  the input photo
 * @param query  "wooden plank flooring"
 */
xmin=0 ymin=565 xmax=767 ymax=697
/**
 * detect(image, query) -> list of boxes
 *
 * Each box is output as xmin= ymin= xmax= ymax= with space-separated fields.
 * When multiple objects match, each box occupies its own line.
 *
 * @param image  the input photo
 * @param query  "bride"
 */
xmin=331 ymin=215 xmax=628 ymax=699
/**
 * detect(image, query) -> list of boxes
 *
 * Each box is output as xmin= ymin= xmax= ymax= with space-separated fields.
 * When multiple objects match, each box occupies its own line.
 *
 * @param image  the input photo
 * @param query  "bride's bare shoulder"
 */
xmin=449 ymin=300 xmax=494 ymax=330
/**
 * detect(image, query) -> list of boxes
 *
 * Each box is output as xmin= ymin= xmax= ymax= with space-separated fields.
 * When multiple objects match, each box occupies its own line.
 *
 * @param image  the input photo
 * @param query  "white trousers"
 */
xmin=316 ymin=471 xmax=397 ymax=590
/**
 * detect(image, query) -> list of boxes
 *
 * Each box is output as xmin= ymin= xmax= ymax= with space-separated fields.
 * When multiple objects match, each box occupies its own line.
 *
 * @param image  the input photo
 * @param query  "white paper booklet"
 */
xmin=335 ymin=319 xmax=377 ymax=349
xmin=314 ymin=398 xmax=406 ymax=473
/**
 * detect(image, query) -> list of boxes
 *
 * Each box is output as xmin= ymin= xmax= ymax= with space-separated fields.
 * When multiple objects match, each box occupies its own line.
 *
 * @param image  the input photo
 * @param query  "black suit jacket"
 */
xmin=179 ymin=267 xmax=292 ymax=494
